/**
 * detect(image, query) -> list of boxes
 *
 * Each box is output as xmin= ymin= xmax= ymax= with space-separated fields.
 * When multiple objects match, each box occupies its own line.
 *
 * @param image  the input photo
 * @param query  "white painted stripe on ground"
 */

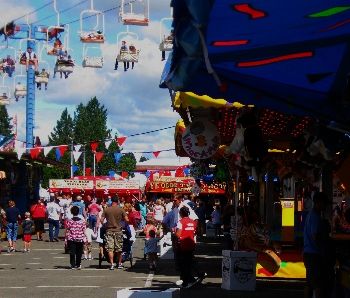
xmin=0 ymin=287 xmax=26 ymax=289
xmin=53 ymin=257 xmax=67 ymax=259
xmin=26 ymin=263 xmax=41 ymax=265
xmin=36 ymin=286 xmax=101 ymax=288
xmin=0 ymin=254 xmax=14 ymax=256
xmin=0 ymin=264 xmax=11 ymax=266
xmin=110 ymin=287 xmax=127 ymax=289
xmin=37 ymin=269 xmax=69 ymax=271
xmin=71 ymin=276 xmax=107 ymax=278
xmin=33 ymin=249 xmax=62 ymax=251
xmin=133 ymin=276 xmax=177 ymax=279
xmin=32 ymin=258 xmax=41 ymax=260
xmin=144 ymin=272 xmax=154 ymax=287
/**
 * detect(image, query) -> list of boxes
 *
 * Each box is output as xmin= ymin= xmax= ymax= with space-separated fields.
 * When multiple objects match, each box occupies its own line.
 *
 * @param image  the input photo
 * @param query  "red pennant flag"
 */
xmin=85 ymin=168 xmax=91 ymax=176
xmin=95 ymin=151 xmax=104 ymax=163
xmin=164 ymin=170 xmax=171 ymax=176
xmin=58 ymin=145 xmax=68 ymax=156
xmin=153 ymin=151 xmax=160 ymax=158
xmin=90 ymin=142 xmax=99 ymax=152
xmin=175 ymin=167 xmax=185 ymax=177
xmin=158 ymin=170 xmax=164 ymax=177
xmin=121 ymin=171 xmax=128 ymax=179
xmin=116 ymin=136 xmax=127 ymax=146
xmin=30 ymin=148 xmax=41 ymax=159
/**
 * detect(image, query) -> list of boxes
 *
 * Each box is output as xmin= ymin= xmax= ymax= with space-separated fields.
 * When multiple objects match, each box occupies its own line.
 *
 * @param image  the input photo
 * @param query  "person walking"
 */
xmin=22 ymin=212 xmax=34 ymax=252
xmin=30 ymin=198 xmax=46 ymax=241
xmin=46 ymin=196 xmax=61 ymax=242
xmin=4 ymin=200 xmax=21 ymax=252
xmin=66 ymin=206 xmax=86 ymax=269
xmin=72 ymin=196 xmax=87 ymax=220
xmin=303 ymin=192 xmax=334 ymax=298
xmin=175 ymin=206 xmax=197 ymax=288
xmin=98 ymin=196 xmax=128 ymax=270
xmin=87 ymin=198 xmax=101 ymax=230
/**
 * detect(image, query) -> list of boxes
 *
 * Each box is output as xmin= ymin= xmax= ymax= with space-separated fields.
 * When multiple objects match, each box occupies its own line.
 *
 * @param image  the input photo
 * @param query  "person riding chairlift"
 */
xmin=114 ymin=40 xmax=129 ymax=72
xmin=2 ymin=55 xmax=15 ymax=77
xmin=21 ymin=47 xmax=38 ymax=71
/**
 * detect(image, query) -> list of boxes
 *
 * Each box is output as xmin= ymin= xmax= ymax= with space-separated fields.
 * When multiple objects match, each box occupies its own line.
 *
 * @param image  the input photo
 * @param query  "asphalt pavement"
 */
xmin=0 ymin=232 xmax=305 ymax=298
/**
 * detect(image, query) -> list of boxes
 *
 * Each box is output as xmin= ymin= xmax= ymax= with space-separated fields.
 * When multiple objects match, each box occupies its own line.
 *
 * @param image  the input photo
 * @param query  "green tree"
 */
xmin=42 ymin=108 xmax=74 ymax=187
xmin=48 ymin=108 xmax=74 ymax=145
xmin=117 ymin=152 xmax=136 ymax=177
xmin=0 ymin=106 xmax=12 ymax=136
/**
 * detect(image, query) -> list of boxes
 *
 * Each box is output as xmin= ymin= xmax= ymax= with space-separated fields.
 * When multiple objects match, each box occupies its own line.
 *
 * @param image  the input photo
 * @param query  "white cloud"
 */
xmin=2 ymin=0 xmax=178 ymax=158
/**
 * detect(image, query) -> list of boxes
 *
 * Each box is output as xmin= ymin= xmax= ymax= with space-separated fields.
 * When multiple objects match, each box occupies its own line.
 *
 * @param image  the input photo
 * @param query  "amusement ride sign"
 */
xmin=49 ymin=179 xmax=94 ymax=190
xmin=181 ymin=119 xmax=220 ymax=159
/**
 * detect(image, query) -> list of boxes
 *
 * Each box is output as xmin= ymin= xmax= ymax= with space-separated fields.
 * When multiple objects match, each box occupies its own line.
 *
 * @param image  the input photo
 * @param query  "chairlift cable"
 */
xmin=11 ymin=1 xmax=54 ymax=23
xmin=63 ymin=0 xmax=139 ymax=26
xmin=32 ymin=0 xmax=89 ymax=25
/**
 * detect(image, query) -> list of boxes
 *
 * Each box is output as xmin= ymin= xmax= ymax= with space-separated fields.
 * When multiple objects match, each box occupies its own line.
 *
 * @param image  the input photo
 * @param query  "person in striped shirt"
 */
xmin=66 ymin=206 xmax=86 ymax=269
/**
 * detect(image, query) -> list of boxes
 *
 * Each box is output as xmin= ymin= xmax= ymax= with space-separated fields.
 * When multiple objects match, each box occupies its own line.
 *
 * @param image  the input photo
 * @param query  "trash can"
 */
xmin=221 ymin=250 xmax=257 ymax=291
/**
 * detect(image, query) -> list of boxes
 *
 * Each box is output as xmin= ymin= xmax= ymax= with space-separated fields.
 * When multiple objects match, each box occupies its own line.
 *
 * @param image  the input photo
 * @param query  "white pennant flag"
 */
xmin=73 ymin=151 xmax=82 ymax=162
xmin=134 ymin=153 xmax=142 ymax=162
xmin=105 ymin=140 xmax=112 ymax=149
xmin=74 ymin=144 xmax=82 ymax=152
xmin=43 ymin=146 xmax=54 ymax=156
xmin=16 ymin=147 xmax=27 ymax=160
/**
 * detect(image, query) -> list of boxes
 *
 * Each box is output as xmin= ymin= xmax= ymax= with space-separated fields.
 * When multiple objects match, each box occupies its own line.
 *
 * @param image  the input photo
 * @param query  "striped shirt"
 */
xmin=66 ymin=217 xmax=86 ymax=242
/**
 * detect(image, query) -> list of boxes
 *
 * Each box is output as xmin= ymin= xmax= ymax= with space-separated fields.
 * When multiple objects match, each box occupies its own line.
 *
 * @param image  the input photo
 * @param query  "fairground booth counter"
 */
xmin=167 ymin=91 xmax=350 ymax=282
xmin=49 ymin=176 xmax=141 ymax=201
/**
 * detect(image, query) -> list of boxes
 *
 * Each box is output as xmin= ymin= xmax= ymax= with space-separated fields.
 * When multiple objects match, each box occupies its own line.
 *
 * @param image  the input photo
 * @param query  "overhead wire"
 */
xmin=32 ymin=0 xmax=89 ymax=25
xmin=11 ymin=0 xmax=54 ymax=23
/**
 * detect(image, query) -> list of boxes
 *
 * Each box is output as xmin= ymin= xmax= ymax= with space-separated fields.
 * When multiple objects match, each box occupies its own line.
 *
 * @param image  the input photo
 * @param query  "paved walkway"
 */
xmin=0 ymin=234 xmax=304 ymax=298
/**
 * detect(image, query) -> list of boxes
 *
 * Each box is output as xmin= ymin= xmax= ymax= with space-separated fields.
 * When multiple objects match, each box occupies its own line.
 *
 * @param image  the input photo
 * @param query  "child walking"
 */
xmin=144 ymin=229 xmax=159 ymax=271
xmin=22 ymin=212 xmax=34 ymax=252
xmin=66 ymin=206 xmax=86 ymax=269
xmin=143 ymin=217 xmax=157 ymax=260
xmin=83 ymin=222 xmax=96 ymax=260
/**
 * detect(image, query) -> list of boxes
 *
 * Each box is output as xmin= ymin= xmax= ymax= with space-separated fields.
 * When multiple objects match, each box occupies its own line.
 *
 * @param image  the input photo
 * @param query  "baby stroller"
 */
xmin=98 ymin=222 xmax=134 ymax=268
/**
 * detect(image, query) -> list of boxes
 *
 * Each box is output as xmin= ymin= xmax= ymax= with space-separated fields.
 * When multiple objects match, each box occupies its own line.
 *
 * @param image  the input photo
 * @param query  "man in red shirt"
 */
xmin=30 ymin=198 xmax=47 ymax=241
xmin=176 ymin=206 xmax=197 ymax=288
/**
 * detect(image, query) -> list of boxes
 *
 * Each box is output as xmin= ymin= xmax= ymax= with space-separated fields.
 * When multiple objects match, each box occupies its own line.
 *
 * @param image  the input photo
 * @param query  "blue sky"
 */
xmin=0 ymin=0 xmax=178 ymax=157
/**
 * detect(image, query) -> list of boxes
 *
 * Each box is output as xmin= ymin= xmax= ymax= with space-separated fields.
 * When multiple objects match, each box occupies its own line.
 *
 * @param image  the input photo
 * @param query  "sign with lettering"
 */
xmin=49 ymin=179 xmax=94 ymax=189
xmin=181 ymin=119 xmax=220 ymax=159
xmin=147 ymin=178 xmax=226 ymax=194
xmin=95 ymin=180 xmax=140 ymax=190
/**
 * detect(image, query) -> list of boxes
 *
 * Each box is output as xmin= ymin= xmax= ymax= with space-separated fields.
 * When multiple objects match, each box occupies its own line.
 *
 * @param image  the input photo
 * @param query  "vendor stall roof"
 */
xmin=161 ymin=0 xmax=350 ymax=127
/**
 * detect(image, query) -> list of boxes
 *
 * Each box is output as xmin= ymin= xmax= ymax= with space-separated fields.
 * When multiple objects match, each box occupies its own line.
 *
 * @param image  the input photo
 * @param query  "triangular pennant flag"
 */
xmin=108 ymin=170 xmax=116 ymax=178
xmin=72 ymin=165 xmax=79 ymax=174
xmin=90 ymin=142 xmax=99 ymax=152
xmin=116 ymin=136 xmax=127 ymax=146
xmin=153 ymin=151 xmax=160 ymax=158
xmin=43 ymin=146 xmax=54 ymax=157
xmin=121 ymin=171 xmax=128 ymax=179
xmin=184 ymin=167 xmax=190 ymax=176
xmin=105 ymin=140 xmax=112 ymax=149
xmin=73 ymin=151 xmax=82 ymax=162
xmin=16 ymin=147 xmax=26 ymax=160
xmin=74 ymin=144 xmax=82 ymax=152
xmin=144 ymin=170 xmax=151 ymax=178
xmin=30 ymin=148 xmax=41 ymax=159
xmin=58 ymin=145 xmax=68 ymax=157
xmin=114 ymin=152 xmax=122 ymax=163
xmin=134 ymin=153 xmax=142 ymax=162
xmin=164 ymin=170 xmax=171 ymax=176
xmin=95 ymin=151 xmax=104 ymax=163
xmin=85 ymin=168 xmax=91 ymax=176
xmin=55 ymin=147 xmax=62 ymax=161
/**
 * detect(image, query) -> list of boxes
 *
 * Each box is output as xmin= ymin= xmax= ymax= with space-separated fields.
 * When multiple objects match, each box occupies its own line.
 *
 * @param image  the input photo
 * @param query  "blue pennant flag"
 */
xmin=55 ymin=147 xmax=62 ymax=161
xmin=108 ymin=170 xmax=116 ymax=178
xmin=144 ymin=170 xmax=151 ymax=178
xmin=183 ymin=167 xmax=190 ymax=176
xmin=114 ymin=152 xmax=123 ymax=163
xmin=72 ymin=165 xmax=79 ymax=174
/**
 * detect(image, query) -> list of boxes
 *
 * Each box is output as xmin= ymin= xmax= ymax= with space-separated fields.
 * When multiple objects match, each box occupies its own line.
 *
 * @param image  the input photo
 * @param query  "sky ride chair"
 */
xmin=79 ymin=0 xmax=105 ymax=43
xmin=116 ymin=30 xmax=140 ymax=65
xmin=0 ymin=76 xmax=11 ymax=105
xmin=0 ymin=45 xmax=17 ymax=77
xmin=82 ymin=45 xmax=103 ymax=68
xmin=13 ymin=73 xmax=26 ymax=101
xmin=35 ymin=59 xmax=50 ymax=90
xmin=159 ymin=16 xmax=173 ymax=52
xmin=120 ymin=0 xmax=149 ymax=26
xmin=45 ymin=0 xmax=65 ymax=56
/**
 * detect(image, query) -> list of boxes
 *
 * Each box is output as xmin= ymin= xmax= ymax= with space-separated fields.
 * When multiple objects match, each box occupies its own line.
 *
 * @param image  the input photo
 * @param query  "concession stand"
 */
xmin=49 ymin=176 xmax=141 ymax=201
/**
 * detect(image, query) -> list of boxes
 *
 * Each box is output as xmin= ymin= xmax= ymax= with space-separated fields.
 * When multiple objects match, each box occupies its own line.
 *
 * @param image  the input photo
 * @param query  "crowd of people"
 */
xmin=0 ymin=193 xmax=223 ymax=287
